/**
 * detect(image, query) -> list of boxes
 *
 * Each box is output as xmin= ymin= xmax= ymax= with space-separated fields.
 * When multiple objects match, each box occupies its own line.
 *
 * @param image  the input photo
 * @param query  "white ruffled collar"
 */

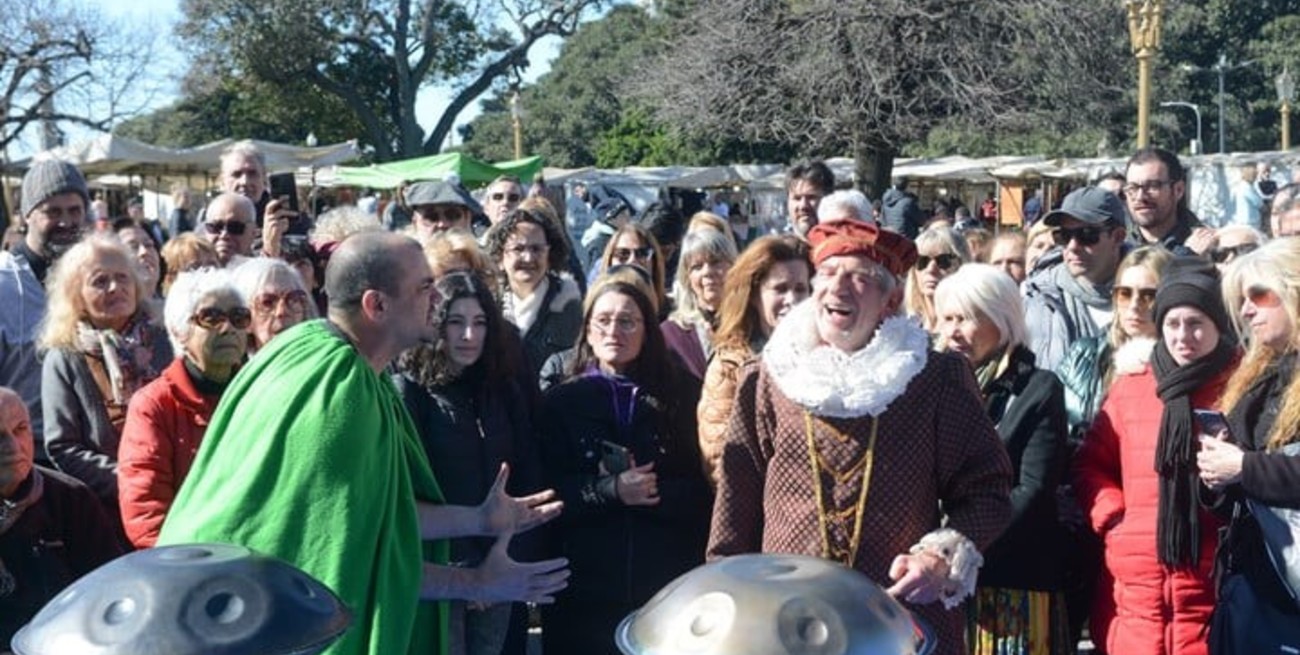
xmin=762 ymin=301 xmax=930 ymax=418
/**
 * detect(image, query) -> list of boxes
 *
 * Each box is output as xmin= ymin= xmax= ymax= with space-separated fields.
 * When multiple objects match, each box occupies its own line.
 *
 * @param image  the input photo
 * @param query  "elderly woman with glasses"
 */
xmin=484 ymin=207 xmax=583 ymax=383
xmin=40 ymin=236 xmax=173 ymax=538
xmin=1207 ymin=224 xmax=1267 ymax=274
xmin=538 ymin=274 xmax=711 ymax=655
xmin=904 ymin=226 xmax=971 ymax=334
xmin=231 ymin=257 xmax=316 ymax=354
xmin=933 ymin=263 xmax=1070 ymax=654
xmin=1075 ymin=260 xmax=1240 ymax=655
xmin=118 ymin=268 xmax=249 ymax=548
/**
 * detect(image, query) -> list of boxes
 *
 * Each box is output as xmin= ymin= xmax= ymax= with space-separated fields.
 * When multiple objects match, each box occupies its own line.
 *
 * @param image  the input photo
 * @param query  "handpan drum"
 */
xmin=615 ymin=553 xmax=936 ymax=655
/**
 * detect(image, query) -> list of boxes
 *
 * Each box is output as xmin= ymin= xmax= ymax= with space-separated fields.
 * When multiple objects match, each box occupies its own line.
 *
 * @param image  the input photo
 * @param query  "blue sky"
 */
xmin=74 ymin=0 xmax=563 ymax=151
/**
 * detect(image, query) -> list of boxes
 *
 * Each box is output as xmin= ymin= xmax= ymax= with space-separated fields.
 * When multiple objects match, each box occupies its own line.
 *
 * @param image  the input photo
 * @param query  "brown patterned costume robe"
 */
xmin=708 ymin=333 xmax=1013 ymax=655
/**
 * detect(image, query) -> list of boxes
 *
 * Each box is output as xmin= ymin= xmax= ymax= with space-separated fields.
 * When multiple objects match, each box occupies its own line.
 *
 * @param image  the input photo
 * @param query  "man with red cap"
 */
xmin=708 ymin=219 xmax=1013 ymax=655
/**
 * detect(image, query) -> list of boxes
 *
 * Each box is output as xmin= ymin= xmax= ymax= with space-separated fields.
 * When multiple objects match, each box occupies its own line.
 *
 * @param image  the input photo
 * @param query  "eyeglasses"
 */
xmin=253 ymin=290 xmax=309 ymax=314
xmin=505 ymin=243 xmax=549 ymax=258
xmin=915 ymin=253 xmax=960 ymax=271
xmin=1245 ymin=286 xmax=1283 ymax=308
xmin=1113 ymin=285 xmax=1157 ymax=309
xmin=489 ymin=192 xmax=522 ymax=203
xmin=1211 ymin=243 xmax=1258 ymax=264
xmin=612 ymin=246 xmax=654 ymax=263
xmin=204 ymin=220 xmax=248 ymax=236
xmin=591 ymin=314 xmax=643 ymax=334
xmin=1122 ymin=180 xmax=1172 ymax=196
xmin=192 ymin=306 xmax=253 ymax=330
xmin=1052 ymin=226 xmax=1108 ymax=247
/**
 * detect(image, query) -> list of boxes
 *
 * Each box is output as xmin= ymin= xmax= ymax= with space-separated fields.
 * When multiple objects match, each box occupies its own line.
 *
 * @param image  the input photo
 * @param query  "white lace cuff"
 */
xmin=908 ymin=528 xmax=983 ymax=609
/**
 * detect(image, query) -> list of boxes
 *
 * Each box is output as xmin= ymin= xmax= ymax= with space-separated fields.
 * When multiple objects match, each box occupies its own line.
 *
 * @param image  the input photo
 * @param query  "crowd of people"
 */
xmin=2 ymin=141 xmax=1300 ymax=655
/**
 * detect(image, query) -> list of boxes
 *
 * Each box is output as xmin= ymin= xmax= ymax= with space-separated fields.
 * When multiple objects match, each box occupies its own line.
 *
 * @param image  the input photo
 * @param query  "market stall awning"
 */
xmin=330 ymin=153 xmax=544 ymax=189
xmin=26 ymin=135 xmax=361 ymax=178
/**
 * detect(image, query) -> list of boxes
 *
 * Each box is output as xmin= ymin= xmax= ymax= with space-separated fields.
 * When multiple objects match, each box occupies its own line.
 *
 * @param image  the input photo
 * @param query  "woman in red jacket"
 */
xmin=118 ymin=268 xmax=249 ymax=547
xmin=1075 ymin=260 xmax=1240 ymax=655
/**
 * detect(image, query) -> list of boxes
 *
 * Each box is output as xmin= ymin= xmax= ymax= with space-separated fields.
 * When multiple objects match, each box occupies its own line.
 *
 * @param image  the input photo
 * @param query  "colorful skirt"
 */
xmin=967 ymin=586 xmax=1072 ymax=655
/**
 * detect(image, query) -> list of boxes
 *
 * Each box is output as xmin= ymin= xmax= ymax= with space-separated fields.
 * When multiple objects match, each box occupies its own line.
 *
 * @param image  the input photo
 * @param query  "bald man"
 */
xmin=198 ymin=192 xmax=258 ymax=266
xmin=0 ymin=387 xmax=123 ymax=645
xmin=159 ymin=233 xmax=569 ymax=655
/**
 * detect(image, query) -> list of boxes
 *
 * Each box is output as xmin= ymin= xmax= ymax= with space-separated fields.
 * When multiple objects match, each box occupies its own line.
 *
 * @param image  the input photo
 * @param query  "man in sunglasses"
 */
xmin=1123 ymin=147 xmax=1212 ymax=256
xmin=482 ymin=175 xmax=524 ymax=227
xmin=1023 ymin=187 xmax=1130 ymax=372
xmin=197 ymin=192 xmax=257 ymax=267
xmin=403 ymin=179 xmax=481 ymax=242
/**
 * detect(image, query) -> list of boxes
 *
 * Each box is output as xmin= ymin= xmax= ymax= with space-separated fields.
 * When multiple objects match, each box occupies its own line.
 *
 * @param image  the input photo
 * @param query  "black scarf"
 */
xmin=1152 ymin=338 xmax=1236 ymax=568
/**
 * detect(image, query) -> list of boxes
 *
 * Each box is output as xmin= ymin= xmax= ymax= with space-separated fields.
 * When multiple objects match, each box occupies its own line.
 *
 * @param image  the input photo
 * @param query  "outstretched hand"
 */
xmin=479 ymin=463 xmax=564 ymax=536
xmin=473 ymin=533 xmax=570 ymax=604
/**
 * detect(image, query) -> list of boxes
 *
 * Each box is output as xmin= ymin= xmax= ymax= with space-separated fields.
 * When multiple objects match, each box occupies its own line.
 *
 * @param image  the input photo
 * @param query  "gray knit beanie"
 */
xmin=21 ymin=159 xmax=90 ymax=218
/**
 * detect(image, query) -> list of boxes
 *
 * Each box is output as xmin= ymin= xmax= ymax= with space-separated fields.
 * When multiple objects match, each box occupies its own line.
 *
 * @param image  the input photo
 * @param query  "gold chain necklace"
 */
xmin=803 ymin=410 xmax=878 ymax=566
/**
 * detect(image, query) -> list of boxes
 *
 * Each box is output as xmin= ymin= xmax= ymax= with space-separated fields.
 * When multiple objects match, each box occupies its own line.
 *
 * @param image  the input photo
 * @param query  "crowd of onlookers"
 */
xmin=3 ymin=141 xmax=1300 ymax=655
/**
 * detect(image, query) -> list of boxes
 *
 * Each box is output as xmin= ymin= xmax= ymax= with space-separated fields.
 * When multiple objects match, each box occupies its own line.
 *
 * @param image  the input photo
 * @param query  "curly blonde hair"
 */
xmin=39 ymin=234 xmax=156 ymax=350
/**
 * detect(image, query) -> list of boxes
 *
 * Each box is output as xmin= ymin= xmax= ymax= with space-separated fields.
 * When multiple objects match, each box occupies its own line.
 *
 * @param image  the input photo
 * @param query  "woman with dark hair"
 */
xmin=538 ymin=276 xmax=712 ymax=655
xmin=697 ymin=235 xmax=810 ymax=484
xmin=1075 ymin=261 xmax=1240 ymax=655
xmin=484 ymin=208 xmax=583 ymax=383
xmin=394 ymin=271 xmax=544 ymax=655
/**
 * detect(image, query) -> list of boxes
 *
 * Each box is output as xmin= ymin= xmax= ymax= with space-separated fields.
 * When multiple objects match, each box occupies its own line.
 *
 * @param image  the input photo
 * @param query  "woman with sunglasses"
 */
xmin=39 ymin=236 xmax=172 ymax=542
xmin=1197 ymin=239 xmax=1300 ymax=652
xmin=903 ymin=226 xmax=970 ymax=335
xmin=231 ymin=257 xmax=317 ymax=354
xmin=1075 ymin=260 xmax=1240 ymax=655
xmin=1206 ymin=225 xmax=1266 ymax=274
xmin=1055 ymin=246 xmax=1171 ymax=647
xmin=538 ymin=275 xmax=711 ymax=655
xmin=932 ymin=264 xmax=1070 ymax=655
xmin=118 ymin=268 xmax=249 ymax=548
xmin=594 ymin=223 xmax=670 ymax=319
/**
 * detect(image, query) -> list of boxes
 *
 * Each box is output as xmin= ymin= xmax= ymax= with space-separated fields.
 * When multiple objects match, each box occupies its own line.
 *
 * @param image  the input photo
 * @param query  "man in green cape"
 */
xmin=159 ymin=232 xmax=568 ymax=655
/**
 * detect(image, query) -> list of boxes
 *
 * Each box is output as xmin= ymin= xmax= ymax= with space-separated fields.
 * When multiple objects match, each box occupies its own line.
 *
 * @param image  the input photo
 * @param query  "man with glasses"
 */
xmin=1 ymin=159 xmax=90 ymax=466
xmin=482 ymin=176 xmax=524 ymax=227
xmin=217 ymin=141 xmax=307 ymax=238
xmin=198 ymin=192 xmax=258 ymax=267
xmin=1124 ymin=147 xmax=1212 ymax=255
xmin=1023 ymin=187 xmax=1129 ymax=371
xmin=404 ymin=179 xmax=481 ymax=243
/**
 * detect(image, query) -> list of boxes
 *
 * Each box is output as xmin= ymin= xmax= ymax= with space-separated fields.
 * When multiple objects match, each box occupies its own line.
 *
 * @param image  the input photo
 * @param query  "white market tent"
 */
xmin=25 ymin=134 xmax=361 ymax=180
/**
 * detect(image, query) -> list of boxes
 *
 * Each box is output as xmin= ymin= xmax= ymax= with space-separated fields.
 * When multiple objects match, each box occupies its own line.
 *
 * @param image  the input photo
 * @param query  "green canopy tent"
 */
xmin=331 ymin=153 xmax=544 ymax=189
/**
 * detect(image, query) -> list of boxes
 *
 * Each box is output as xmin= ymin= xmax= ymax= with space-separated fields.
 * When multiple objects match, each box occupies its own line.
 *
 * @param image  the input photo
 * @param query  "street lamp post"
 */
xmin=1159 ymin=101 xmax=1203 ymax=154
xmin=1127 ymin=0 xmax=1164 ymax=148
xmin=1278 ymin=67 xmax=1296 ymax=150
xmin=510 ymin=91 xmax=523 ymax=160
xmin=1183 ymin=54 xmax=1256 ymax=153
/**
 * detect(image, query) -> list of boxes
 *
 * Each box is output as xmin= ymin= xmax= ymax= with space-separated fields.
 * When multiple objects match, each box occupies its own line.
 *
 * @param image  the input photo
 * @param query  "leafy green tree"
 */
xmin=174 ymin=0 xmax=605 ymax=161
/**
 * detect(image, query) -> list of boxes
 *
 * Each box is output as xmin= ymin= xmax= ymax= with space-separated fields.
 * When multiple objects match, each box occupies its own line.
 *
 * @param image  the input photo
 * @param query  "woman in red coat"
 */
xmin=118 ymin=268 xmax=249 ymax=547
xmin=1075 ymin=261 xmax=1239 ymax=655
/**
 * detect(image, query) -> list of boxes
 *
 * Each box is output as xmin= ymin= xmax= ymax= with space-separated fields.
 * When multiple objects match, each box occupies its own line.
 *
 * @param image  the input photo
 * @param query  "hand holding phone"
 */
xmin=268 ymin=172 xmax=300 ymax=213
xmin=1193 ymin=408 xmax=1231 ymax=440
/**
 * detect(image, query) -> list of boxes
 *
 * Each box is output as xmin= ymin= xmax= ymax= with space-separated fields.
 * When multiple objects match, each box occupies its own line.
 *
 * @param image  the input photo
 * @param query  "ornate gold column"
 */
xmin=1278 ymin=67 xmax=1295 ymax=150
xmin=1127 ymin=1 xmax=1164 ymax=148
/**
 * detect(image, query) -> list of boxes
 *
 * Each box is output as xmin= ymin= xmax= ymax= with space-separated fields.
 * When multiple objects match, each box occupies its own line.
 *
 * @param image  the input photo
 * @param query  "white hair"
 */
xmin=669 ymin=228 xmax=738 ymax=326
xmin=933 ymin=263 xmax=1027 ymax=350
xmin=816 ymin=189 xmax=873 ymax=223
xmin=219 ymin=140 xmax=266 ymax=173
xmin=164 ymin=268 xmax=243 ymax=355
xmin=312 ymin=205 xmax=382 ymax=244
xmin=230 ymin=257 xmax=317 ymax=318
xmin=1214 ymin=224 xmax=1268 ymax=247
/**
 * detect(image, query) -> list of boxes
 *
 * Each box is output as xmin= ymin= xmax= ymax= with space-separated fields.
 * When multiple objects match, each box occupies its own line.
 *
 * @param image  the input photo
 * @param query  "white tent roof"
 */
xmin=29 ymin=135 xmax=360 ymax=177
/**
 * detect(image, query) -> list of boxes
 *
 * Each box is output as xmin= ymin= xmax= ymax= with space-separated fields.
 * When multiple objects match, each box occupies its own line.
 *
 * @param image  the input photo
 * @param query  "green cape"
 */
xmin=159 ymin=320 xmax=449 ymax=655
